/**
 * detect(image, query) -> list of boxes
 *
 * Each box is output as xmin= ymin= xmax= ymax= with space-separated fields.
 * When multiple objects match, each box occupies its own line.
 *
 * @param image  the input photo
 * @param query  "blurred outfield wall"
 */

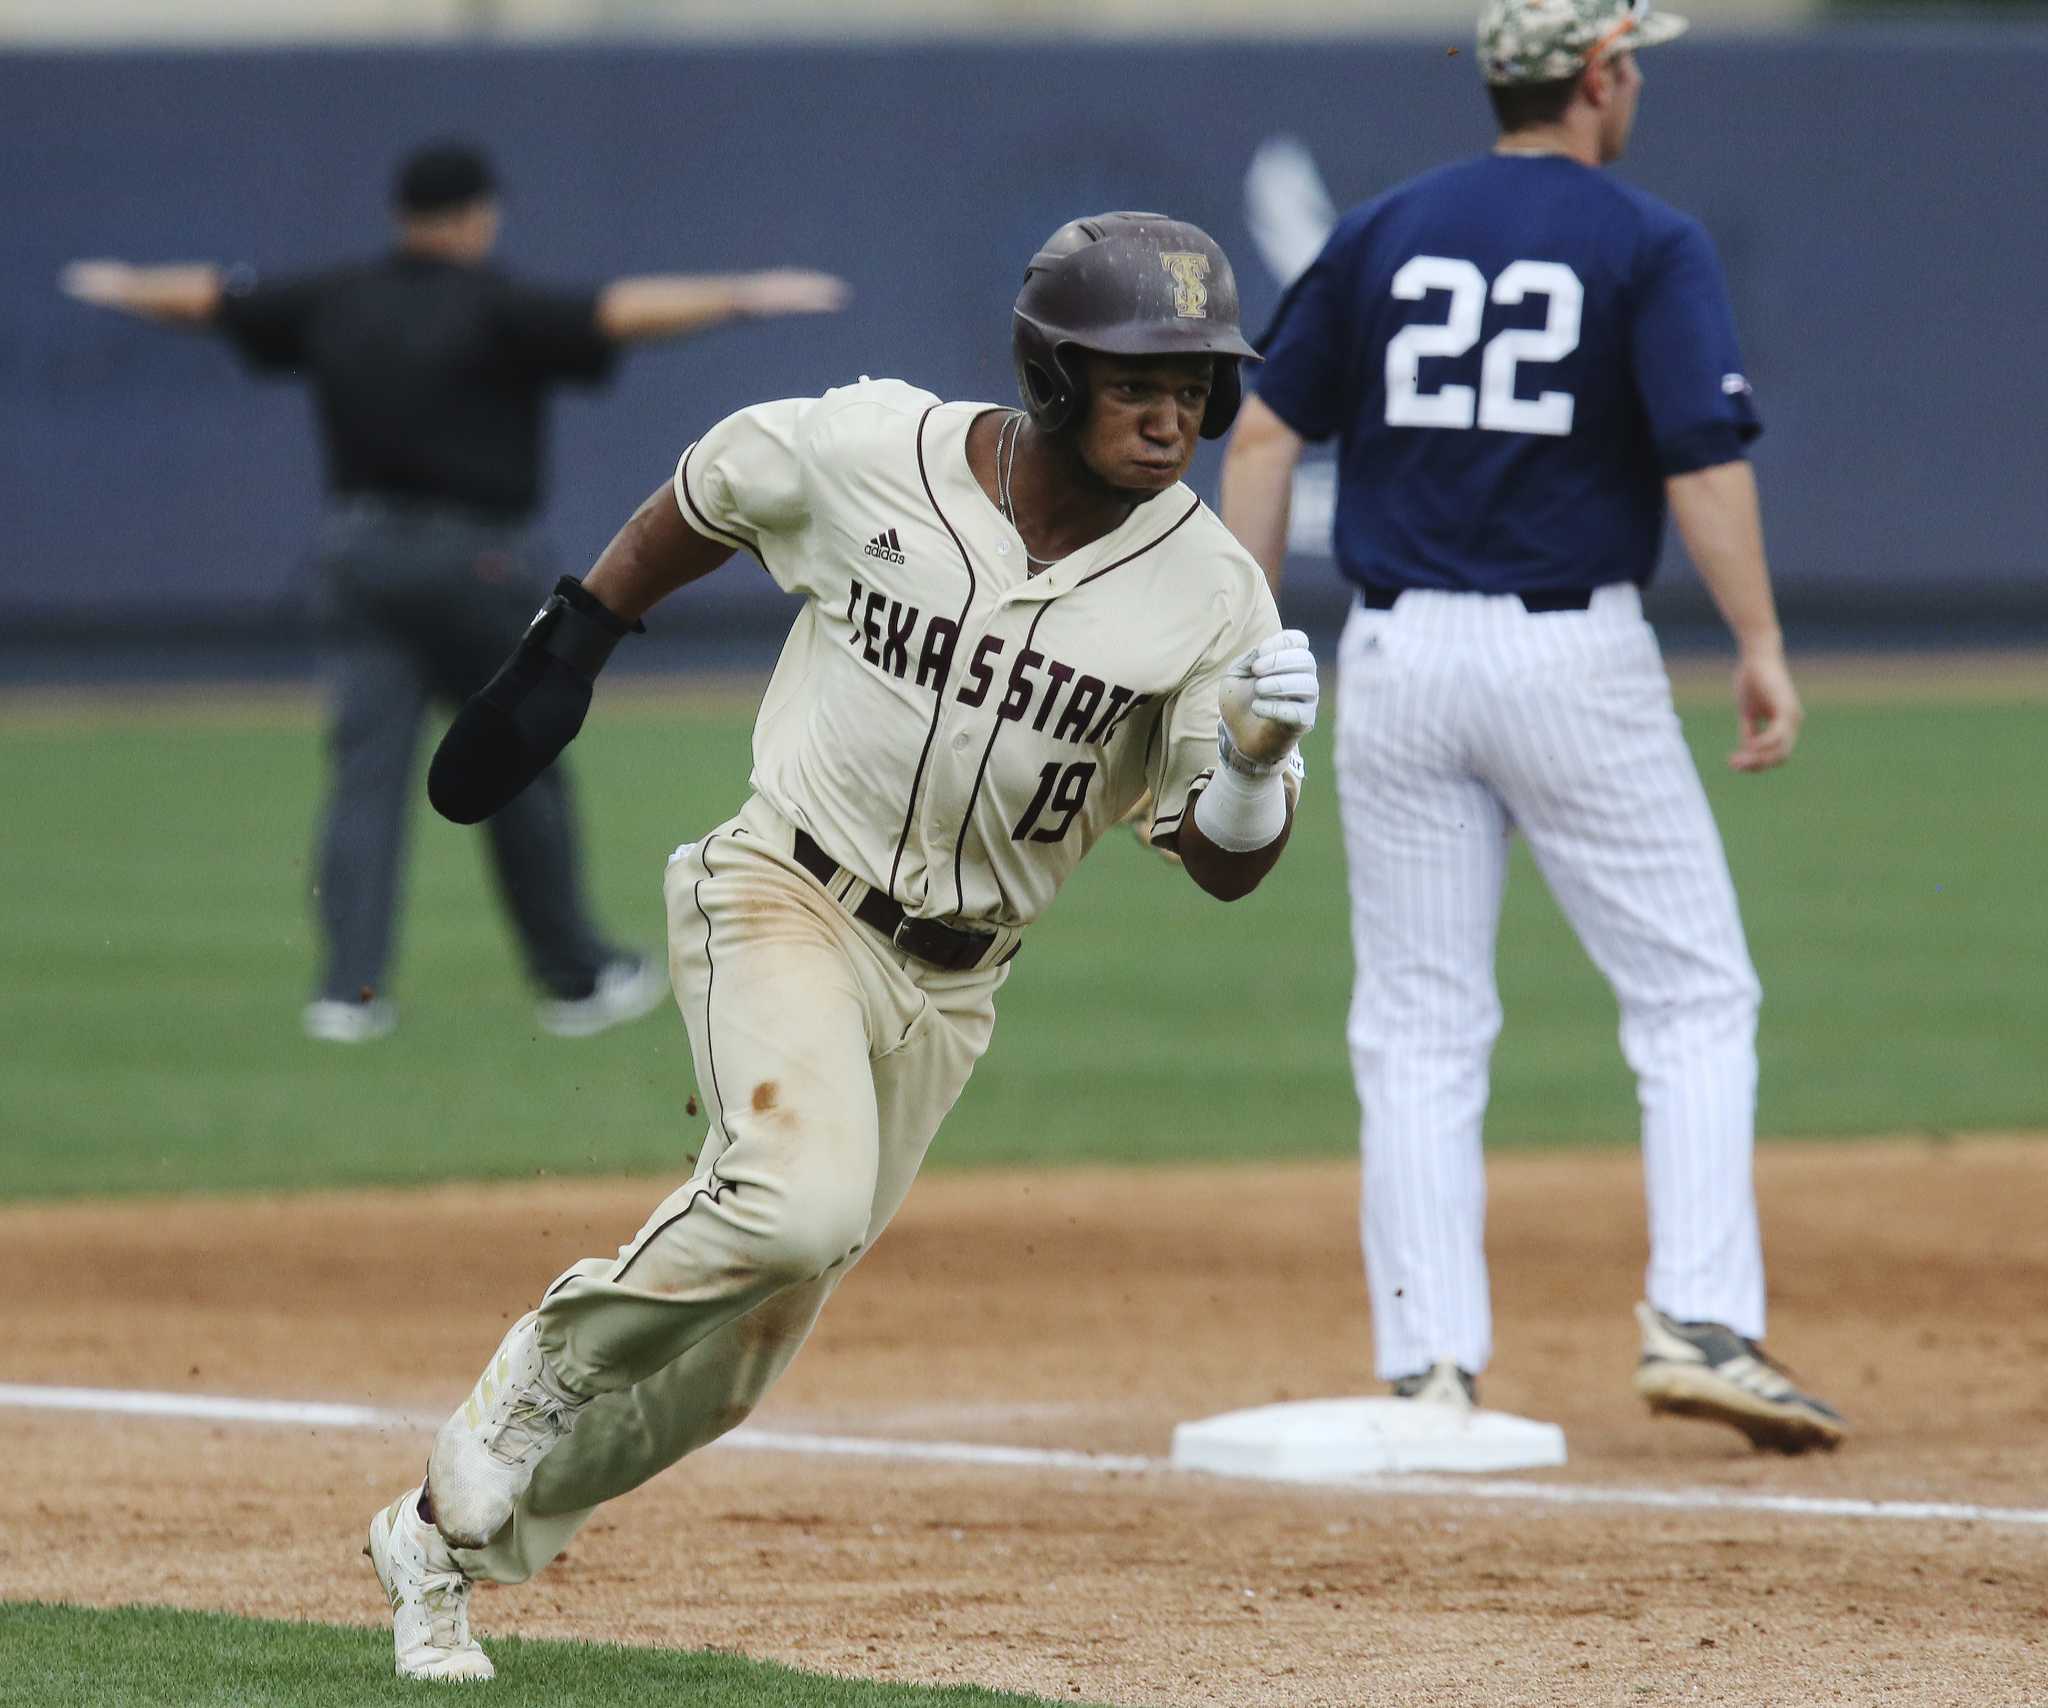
xmin=3 ymin=26 xmax=2044 ymax=674
xmin=0 ymin=0 xmax=1820 ymax=44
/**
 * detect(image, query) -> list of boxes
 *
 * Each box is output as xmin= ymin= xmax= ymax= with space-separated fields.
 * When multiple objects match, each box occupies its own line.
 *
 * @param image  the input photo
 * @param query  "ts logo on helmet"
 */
xmin=1159 ymin=252 xmax=1211 ymax=319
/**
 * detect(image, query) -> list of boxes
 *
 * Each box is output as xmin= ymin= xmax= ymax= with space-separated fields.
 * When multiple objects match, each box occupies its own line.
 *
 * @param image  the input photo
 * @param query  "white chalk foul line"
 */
xmin=729 ymin=1428 xmax=1153 ymax=1475
xmin=4 ymin=1383 xmax=2043 ymax=1530
xmin=1326 ymin=1471 xmax=2048 ymax=1529
xmin=0 ymin=1384 xmax=1151 ymax=1475
xmin=0 ymin=1384 xmax=422 ymax=1430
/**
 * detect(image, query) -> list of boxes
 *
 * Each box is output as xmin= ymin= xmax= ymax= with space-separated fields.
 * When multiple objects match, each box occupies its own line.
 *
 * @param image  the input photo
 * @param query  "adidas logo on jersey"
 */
xmin=863 ymin=527 xmax=906 ymax=565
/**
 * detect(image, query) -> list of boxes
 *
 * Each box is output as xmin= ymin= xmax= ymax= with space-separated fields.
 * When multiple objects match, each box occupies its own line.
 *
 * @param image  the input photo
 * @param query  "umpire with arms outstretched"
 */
xmin=62 ymin=140 xmax=848 ymax=1042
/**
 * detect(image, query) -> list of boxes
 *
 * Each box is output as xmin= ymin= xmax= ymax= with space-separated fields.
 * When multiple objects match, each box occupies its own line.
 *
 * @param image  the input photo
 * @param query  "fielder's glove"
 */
xmin=1217 ymin=628 xmax=1318 ymax=776
xmin=427 ymin=576 xmax=640 ymax=825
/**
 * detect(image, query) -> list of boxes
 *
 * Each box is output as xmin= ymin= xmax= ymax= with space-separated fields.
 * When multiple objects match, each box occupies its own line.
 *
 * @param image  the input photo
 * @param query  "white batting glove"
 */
xmin=1217 ymin=629 xmax=1318 ymax=775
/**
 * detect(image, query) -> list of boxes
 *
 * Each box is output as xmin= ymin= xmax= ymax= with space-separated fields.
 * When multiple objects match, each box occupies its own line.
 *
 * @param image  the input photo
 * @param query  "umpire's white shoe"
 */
xmin=428 ymin=1312 xmax=592 ymax=1550
xmin=1633 ymin=1301 xmax=1846 ymax=1454
xmin=535 ymin=954 xmax=670 ymax=1039
xmin=364 ymin=1485 xmax=494 ymax=1682
xmin=302 ymin=997 xmax=397 ymax=1043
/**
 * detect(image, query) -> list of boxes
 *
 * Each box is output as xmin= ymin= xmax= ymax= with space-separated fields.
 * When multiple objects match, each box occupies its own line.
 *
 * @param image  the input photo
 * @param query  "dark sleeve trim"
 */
xmin=675 ymin=441 xmax=750 ymax=552
xmin=1149 ymin=767 xmax=1215 ymax=833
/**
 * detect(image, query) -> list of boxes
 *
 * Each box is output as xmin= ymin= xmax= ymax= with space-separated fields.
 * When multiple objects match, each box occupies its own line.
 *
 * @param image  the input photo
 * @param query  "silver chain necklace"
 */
xmin=996 ymin=410 xmax=1060 ymax=570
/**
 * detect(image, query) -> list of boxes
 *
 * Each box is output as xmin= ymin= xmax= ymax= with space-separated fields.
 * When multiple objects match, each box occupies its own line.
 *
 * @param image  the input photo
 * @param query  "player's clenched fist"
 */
xmin=1219 ymin=629 xmax=1319 ymax=772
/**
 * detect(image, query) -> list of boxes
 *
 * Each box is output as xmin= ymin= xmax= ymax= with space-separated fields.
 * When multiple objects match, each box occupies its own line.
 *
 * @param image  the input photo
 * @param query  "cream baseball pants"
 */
xmin=455 ymin=794 xmax=1008 ymax=1584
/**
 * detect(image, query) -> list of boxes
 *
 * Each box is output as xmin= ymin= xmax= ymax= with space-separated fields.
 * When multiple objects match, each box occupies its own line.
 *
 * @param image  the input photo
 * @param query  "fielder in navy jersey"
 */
xmin=1221 ymin=0 xmax=1845 ymax=1452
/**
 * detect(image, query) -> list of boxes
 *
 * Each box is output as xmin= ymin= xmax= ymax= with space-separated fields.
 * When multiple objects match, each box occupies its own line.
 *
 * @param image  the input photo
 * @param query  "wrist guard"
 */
xmin=1217 ymin=720 xmax=1280 ymax=779
xmin=427 ymin=577 xmax=642 ymax=825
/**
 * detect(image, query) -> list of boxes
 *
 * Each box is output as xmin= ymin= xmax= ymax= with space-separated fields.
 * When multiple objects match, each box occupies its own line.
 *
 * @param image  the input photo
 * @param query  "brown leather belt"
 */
xmin=792 ymin=829 xmax=1008 ymax=973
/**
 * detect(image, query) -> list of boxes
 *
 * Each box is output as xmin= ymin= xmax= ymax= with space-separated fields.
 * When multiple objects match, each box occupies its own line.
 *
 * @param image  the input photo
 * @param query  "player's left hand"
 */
xmin=1219 ymin=628 xmax=1319 ymax=770
xmin=1729 ymin=644 xmax=1802 ymax=773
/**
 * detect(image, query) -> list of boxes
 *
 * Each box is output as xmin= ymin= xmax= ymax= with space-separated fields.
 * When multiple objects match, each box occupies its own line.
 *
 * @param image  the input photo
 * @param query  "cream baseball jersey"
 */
xmin=671 ymin=378 xmax=1281 ymax=931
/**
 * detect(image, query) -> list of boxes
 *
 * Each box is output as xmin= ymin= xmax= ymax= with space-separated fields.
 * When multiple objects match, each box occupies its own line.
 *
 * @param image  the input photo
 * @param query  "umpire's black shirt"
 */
xmin=216 ymin=254 xmax=617 ymax=519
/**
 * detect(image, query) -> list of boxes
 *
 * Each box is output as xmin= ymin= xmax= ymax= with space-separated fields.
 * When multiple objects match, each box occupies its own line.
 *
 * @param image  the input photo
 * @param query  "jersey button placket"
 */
xmin=921 ymin=594 xmax=1016 ymax=914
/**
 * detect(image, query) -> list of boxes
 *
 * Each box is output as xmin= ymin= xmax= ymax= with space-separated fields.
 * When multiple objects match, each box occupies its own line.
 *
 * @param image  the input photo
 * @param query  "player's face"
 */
xmin=1074 ymin=354 xmax=1213 ymax=495
xmin=1599 ymin=50 xmax=1644 ymax=163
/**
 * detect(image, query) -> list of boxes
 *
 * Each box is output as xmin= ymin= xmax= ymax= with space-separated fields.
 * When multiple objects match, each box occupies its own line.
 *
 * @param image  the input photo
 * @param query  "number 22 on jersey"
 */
xmin=1385 ymin=257 xmax=1584 ymax=437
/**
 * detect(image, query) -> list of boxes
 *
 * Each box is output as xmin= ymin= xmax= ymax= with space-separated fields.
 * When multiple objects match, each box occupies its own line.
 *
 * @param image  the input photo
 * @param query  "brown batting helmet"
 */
xmin=1012 ymin=212 xmax=1261 ymax=440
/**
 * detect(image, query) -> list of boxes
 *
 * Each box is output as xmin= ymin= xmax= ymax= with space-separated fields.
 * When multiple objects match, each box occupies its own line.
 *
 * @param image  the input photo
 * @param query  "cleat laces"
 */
xmin=488 ymin=1387 xmax=578 ymax=1466
xmin=418 ymin=1568 xmax=472 ymax=1652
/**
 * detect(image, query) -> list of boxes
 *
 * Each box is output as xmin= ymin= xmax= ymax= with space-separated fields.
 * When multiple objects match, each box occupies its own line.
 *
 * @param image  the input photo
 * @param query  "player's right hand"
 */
xmin=1729 ymin=644 xmax=1802 ymax=773
xmin=428 ymin=577 xmax=638 ymax=824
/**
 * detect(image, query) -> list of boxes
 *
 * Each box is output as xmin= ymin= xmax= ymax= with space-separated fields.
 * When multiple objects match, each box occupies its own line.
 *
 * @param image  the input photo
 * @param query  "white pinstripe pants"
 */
xmin=1335 ymin=586 xmax=1765 ymax=1381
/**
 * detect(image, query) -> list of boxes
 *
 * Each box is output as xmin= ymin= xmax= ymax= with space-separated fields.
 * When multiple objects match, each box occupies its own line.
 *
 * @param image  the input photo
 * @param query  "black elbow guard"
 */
xmin=427 ymin=577 xmax=642 ymax=825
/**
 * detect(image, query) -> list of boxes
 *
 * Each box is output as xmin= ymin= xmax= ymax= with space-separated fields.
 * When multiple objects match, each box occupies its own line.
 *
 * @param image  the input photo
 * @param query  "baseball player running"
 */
xmin=1220 ymin=0 xmax=1843 ymax=1452
xmin=363 ymin=213 xmax=1318 ymax=1682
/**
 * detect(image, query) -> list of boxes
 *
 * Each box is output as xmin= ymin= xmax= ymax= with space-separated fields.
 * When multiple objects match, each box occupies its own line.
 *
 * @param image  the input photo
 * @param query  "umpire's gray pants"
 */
xmin=311 ymin=498 xmax=614 ymax=1004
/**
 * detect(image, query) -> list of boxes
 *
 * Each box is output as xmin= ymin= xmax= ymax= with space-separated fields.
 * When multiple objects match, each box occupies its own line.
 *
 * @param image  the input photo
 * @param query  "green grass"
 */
xmin=1 ymin=688 xmax=2042 ymax=1199
xmin=0 ymin=1604 xmax=1101 ymax=1708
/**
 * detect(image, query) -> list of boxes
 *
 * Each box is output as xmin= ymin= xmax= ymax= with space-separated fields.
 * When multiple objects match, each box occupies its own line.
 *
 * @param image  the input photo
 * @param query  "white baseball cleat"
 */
xmin=427 ymin=1312 xmax=591 ymax=1550
xmin=303 ymin=997 xmax=397 ymax=1043
xmin=535 ymin=954 xmax=670 ymax=1039
xmin=364 ymin=1485 xmax=494 ymax=1682
xmin=1633 ymin=1301 xmax=1846 ymax=1454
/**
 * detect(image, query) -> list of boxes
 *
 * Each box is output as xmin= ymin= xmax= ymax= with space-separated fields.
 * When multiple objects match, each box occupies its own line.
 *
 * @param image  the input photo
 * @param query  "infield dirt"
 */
xmin=7 ymin=1139 xmax=2046 ymax=1707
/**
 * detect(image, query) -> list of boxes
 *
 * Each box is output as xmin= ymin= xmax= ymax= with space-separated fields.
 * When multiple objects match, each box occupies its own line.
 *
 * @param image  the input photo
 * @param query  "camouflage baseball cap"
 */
xmin=1477 ymin=0 xmax=1689 ymax=87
